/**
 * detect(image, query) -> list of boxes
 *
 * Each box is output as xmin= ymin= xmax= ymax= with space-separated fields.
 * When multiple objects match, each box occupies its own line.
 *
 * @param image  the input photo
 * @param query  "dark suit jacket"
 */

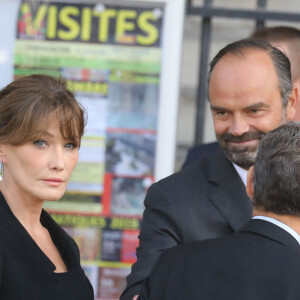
xmin=139 ymin=219 xmax=300 ymax=300
xmin=121 ymin=149 xmax=252 ymax=300
xmin=182 ymin=141 xmax=220 ymax=169
xmin=0 ymin=192 xmax=94 ymax=300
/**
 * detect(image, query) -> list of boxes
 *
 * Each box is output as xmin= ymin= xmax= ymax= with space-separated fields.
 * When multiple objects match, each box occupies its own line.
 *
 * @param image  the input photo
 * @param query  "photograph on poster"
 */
xmin=63 ymin=226 xmax=102 ymax=261
xmin=101 ymin=229 xmax=123 ymax=262
xmin=108 ymin=80 xmax=159 ymax=130
xmin=110 ymin=176 xmax=153 ymax=216
xmin=98 ymin=267 xmax=131 ymax=300
xmin=121 ymin=230 xmax=140 ymax=264
xmin=106 ymin=130 xmax=155 ymax=177
xmin=82 ymin=264 xmax=99 ymax=297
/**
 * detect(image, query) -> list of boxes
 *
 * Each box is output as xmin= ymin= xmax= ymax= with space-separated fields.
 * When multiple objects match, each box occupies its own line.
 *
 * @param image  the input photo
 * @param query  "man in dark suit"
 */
xmin=182 ymin=26 xmax=300 ymax=169
xmin=120 ymin=38 xmax=298 ymax=300
xmin=181 ymin=141 xmax=220 ymax=168
xmin=139 ymin=122 xmax=300 ymax=300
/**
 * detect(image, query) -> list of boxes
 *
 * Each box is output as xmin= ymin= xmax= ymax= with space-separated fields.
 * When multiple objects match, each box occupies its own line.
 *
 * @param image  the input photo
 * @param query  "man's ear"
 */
xmin=290 ymin=80 xmax=300 ymax=121
xmin=246 ymin=166 xmax=254 ymax=200
xmin=287 ymin=85 xmax=299 ymax=121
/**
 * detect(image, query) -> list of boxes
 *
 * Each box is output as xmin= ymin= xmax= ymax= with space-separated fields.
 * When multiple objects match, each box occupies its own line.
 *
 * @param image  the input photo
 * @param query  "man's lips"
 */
xmin=227 ymin=139 xmax=259 ymax=146
xmin=221 ymin=131 xmax=265 ymax=144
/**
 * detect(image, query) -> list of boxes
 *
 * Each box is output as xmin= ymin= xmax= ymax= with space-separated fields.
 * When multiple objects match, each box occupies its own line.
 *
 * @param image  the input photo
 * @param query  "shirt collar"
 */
xmin=232 ymin=163 xmax=248 ymax=186
xmin=253 ymin=216 xmax=300 ymax=245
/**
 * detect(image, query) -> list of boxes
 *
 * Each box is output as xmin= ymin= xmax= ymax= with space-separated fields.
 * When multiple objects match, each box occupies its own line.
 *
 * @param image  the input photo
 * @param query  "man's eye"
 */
xmin=216 ymin=111 xmax=227 ymax=116
xmin=34 ymin=140 xmax=47 ymax=147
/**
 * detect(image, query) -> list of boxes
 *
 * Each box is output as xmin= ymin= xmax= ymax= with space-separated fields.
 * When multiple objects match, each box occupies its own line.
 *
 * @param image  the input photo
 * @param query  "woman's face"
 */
xmin=0 ymin=119 xmax=79 ymax=204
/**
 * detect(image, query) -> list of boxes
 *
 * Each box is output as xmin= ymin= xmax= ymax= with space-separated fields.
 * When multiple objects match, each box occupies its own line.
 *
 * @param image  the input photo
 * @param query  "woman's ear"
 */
xmin=246 ymin=166 xmax=254 ymax=200
xmin=0 ymin=144 xmax=7 ymax=164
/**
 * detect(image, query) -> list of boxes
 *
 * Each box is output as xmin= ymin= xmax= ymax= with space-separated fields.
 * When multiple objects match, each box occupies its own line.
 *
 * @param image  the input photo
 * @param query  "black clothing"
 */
xmin=182 ymin=141 xmax=220 ymax=168
xmin=0 ymin=192 xmax=94 ymax=300
xmin=121 ymin=149 xmax=252 ymax=300
xmin=140 ymin=219 xmax=300 ymax=300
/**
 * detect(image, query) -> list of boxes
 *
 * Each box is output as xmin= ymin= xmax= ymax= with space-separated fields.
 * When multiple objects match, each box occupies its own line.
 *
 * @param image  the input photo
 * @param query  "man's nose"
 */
xmin=228 ymin=115 xmax=250 ymax=136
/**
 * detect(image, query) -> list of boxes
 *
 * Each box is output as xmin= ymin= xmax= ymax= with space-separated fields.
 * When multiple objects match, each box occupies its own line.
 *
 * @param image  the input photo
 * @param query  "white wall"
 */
xmin=0 ymin=0 xmax=20 ymax=88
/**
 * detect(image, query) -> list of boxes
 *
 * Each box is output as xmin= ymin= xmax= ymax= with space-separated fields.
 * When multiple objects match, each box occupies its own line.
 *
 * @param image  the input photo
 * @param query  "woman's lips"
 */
xmin=43 ymin=178 xmax=63 ymax=186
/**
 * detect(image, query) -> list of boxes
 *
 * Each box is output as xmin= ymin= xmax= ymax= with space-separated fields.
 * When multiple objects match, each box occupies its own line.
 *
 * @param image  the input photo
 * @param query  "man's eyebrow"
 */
xmin=245 ymin=102 xmax=270 ymax=110
xmin=210 ymin=102 xmax=271 ymax=111
xmin=210 ymin=105 xmax=229 ymax=111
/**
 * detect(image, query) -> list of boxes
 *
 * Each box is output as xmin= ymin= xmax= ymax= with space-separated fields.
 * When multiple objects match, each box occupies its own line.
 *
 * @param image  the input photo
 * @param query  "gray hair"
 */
xmin=208 ymin=38 xmax=292 ymax=108
xmin=253 ymin=121 xmax=300 ymax=215
xmin=251 ymin=26 xmax=300 ymax=43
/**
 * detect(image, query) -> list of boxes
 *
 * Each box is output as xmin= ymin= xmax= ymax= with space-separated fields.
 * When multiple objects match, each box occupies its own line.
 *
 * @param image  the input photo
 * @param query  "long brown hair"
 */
xmin=0 ymin=74 xmax=86 ymax=146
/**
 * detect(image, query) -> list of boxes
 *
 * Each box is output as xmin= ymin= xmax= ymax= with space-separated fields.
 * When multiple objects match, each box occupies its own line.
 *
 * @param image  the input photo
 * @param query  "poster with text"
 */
xmin=14 ymin=1 xmax=164 ymax=298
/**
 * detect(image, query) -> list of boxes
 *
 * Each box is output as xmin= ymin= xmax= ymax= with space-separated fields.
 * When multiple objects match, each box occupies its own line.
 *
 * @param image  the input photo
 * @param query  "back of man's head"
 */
xmin=251 ymin=26 xmax=300 ymax=43
xmin=251 ymin=26 xmax=300 ymax=82
xmin=253 ymin=121 xmax=300 ymax=215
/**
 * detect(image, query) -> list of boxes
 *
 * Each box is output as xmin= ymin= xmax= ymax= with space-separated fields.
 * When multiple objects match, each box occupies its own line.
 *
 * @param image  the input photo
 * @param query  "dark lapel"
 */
xmin=206 ymin=149 xmax=253 ymax=231
xmin=240 ymin=219 xmax=300 ymax=249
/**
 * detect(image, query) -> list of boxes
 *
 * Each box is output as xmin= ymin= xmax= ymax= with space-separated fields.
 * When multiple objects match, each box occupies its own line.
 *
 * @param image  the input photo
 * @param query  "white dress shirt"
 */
xmin=232 ymin=163 xmax=248 ymax=186
xmin=253 ymin=216 xmax=300 ymax=245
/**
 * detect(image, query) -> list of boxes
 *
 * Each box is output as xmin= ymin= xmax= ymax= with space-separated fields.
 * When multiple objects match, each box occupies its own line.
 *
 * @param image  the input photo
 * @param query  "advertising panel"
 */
xmin=14 ymin=1 xmax=163 ymax=298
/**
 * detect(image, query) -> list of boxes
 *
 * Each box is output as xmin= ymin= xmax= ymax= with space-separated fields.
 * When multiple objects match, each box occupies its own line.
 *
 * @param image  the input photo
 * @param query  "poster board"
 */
xmin=0 ymin=0 xmax=185 ymax=298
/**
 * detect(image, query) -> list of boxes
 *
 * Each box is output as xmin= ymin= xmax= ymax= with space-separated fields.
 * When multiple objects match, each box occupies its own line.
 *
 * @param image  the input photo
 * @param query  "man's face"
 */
xmin=209 ymin=49 xmax=295 ymax=169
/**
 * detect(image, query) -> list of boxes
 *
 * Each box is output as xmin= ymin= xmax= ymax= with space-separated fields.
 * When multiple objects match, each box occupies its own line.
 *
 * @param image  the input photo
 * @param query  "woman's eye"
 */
xmin=65 ymin=143 xmax=76 ymax=150
xmin=34 ymin=140 xmax=47 ymax=148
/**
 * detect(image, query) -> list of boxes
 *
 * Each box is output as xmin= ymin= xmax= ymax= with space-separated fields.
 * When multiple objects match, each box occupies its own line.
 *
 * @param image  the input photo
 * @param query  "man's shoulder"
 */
xmin=151 ymin=158 xmax=208 ymax=193
xmin=168 ymin=219 xmax=300 ymax=260
xmin=164 ymin=233 xmax=236 ymax=256
xmin=182 ymin=142 xmax=220 ymax=168
xmin=157 ymin=222 xmax=295 ymax=265
xmin=188 ymin=141 xmax=220 ymax=156
xmin=152 ymin=225 xmax=300 ymax=280
xmin=154 ymin=149 xmax=232 ymax=189
xmin=151 ymin=234 xmax=236 ymax=276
